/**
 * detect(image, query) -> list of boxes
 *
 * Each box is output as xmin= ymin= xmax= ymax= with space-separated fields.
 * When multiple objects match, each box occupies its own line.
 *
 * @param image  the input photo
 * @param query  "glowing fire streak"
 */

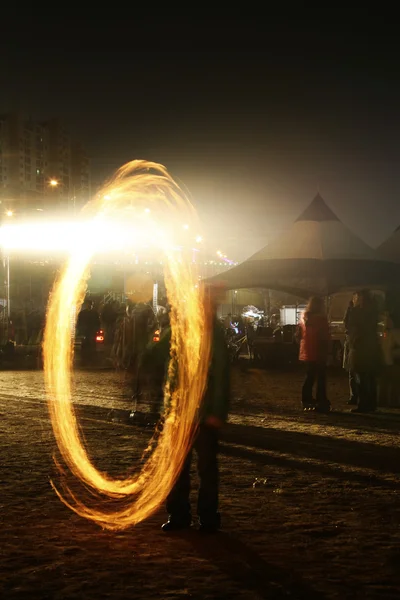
xmin=43 ymin=160 xmax=211 ymax=529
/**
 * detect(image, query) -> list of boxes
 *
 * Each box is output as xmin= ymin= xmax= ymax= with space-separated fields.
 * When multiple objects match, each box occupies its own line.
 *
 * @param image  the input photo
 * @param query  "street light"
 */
xmin=6 ymin=210 xmax=13 ymax=217
xmin=49 ymin=179 xmax=59 ymax=187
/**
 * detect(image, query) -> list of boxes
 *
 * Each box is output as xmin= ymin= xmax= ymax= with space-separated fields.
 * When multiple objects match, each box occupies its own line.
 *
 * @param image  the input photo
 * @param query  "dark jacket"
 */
xmin=343 ymin=302 xmax=354 ymax=333
xmin=77 ymin=308 xmax=101 ymax=338
xmin=141 ymin=320 xmax=230 ymax=423
xmin=346 ymin=304 xmax=381 ymax=372
xmin=201 ymin=320 xmax=230 ymax=422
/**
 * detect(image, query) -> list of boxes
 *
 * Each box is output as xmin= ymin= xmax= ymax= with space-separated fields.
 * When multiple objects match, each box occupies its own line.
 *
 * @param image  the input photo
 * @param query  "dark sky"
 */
xmin=1 ymin=20 xmax=400 ymax=260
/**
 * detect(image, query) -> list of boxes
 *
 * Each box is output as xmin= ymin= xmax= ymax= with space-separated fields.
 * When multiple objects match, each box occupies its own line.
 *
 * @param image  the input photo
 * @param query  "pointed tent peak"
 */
xmin=296 ymin=193 xmax=340 ymax=223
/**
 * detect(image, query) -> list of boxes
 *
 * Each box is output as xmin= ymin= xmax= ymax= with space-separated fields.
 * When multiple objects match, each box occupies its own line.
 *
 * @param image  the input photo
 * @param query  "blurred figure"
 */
xmin=161 ymin=287 xmax=231 ymax=533
xmin=346 ymin=290 xmax=380 ymax=413
xmin=298 ymin=296 xmax=330 ymax=413
xmin=343 ymin=293 xmax=359 ymax=406
xmin=112 ymin=301 xmax=157 ymax=408
xmin=100 ymin=299 xmax=119 ymax=345
xmin=111 ymin=301 xmax=154 ymax=371
xmin=130 ymin=302 xmax=157 ymax=398
xmin=245 ymin=319 xmax=256 ymax=360
xmin=382 ymin=289 xmax=400 ymax=366
xmin=137 ymin=312 xmax=172 ymax=417
xmin=223 ymin=313 xmax=232 ymax=330
xmin=77 ymin=300 xmax=101 ymax=366
xmin=269 ymin=313 xmax=279 ymax=329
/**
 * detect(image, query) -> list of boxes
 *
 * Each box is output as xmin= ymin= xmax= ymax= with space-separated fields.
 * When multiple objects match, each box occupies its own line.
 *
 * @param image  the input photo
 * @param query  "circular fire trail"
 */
xmin=43 ymin=160 xmax=211 ymax=529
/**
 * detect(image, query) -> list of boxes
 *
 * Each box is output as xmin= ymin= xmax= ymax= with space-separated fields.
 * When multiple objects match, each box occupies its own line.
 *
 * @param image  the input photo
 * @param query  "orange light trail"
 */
xmin=43 ymin=160 xmax=212 ymax=529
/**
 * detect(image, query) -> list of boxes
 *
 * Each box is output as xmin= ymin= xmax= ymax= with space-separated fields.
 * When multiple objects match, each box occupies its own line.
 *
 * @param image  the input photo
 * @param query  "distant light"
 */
xmin=144 ymin=208 xmax=151 ymax=214
xmin=6 ymin=210 xmax=13 ymax=217
xmin=0 ymin=219 xmax=171 ymax=254
xmin=217 ymin=250 xmax=222 ymax=256
xmin=195 ymin=235 xmax=203 ymax=243
xmin=183 ymin=224 xmax=189 ymax=230
xmin=49 ymin=179 xmax=58 ymax=187
xmin=104 ymin=195 xmax=111 ymax=200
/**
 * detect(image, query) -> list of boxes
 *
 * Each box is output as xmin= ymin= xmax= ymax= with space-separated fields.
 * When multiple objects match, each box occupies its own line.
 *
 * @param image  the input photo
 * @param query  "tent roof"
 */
xmin=377 ymin=226 xmax=400 ymax=263
xmin=208 ymin=194 xmax=400 ymax=296
xmin=248 ymin=194 xmax=375 ymax=262
xmin=295 ymin=193 xmax=340 ymax=223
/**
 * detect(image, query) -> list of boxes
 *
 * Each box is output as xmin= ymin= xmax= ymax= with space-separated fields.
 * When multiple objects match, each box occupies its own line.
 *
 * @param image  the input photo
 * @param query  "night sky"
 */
xmin=1 ymin=20 xmax=400 ymax=260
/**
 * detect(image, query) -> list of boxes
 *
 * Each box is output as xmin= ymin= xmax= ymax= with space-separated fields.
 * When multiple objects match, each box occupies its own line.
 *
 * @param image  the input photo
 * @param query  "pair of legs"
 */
xmin=353 ymin=371 xmax=377 ymax=412
xmin=302 ymin=361 xmax=330 ymax=410
xmin=164 ymin=423 xmax=220 ymax=531
xmin=348 ymin=369 xmax=359 ymax=405
xmin=81 ymin=337 xmax=96 ymax=366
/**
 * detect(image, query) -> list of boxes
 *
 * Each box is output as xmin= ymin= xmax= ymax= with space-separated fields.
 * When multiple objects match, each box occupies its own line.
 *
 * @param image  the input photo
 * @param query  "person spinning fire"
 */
xmin=143 ymin=286 xmax=230 ymax=533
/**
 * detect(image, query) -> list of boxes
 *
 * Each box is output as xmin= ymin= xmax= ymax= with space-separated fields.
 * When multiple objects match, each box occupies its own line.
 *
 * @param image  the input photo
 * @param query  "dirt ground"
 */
xmin=2 ymin=365 xmax=400 ymax=599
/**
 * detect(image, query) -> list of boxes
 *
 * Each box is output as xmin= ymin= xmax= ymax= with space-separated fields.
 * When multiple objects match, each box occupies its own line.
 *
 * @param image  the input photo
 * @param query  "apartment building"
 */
xmin=0 ymin=113 xmax=90 ymax=215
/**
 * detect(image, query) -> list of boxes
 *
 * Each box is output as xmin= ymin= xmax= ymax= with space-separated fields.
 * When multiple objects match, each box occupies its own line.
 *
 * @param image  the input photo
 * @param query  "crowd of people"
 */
xmin=113 ymin=286 xmax=400 ymax=531
xmin=297 ymin=289 xmax=400 ymax=414
xmin=8 ymin=286 xmax=400 ymax=532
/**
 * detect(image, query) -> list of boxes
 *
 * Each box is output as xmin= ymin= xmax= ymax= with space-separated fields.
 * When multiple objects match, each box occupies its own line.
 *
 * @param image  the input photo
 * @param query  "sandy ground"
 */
xmin=2 ymin=366 xmax=400 ymax=599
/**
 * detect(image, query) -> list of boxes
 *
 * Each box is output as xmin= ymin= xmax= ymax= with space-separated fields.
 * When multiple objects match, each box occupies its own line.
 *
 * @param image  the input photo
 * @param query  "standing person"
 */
xmin=100 ymin=299 xmax=119 ymax=346
xmin=298 ymin=296 xmax=331 ymax=413
xmin=223 ymin=313 xmax=232 ymax=331
xmin=137 ymin=312 xmax=172 ymax=418
xmin=161 ymin=291 xmax=231 ymax=533
xmin=77 ymin=300 xmax=101 ymax=366
xmin=346 ymin=290 xmax=380 ymax=413
xmin=130 ymin=302 xmax=157 ymax=399
xmin=344 ymin=294 xmax=359 ymax=406
xmin=246 ymin=319 xmax=256 ymax=360
xmin=381 ymin=289 xmax=400 ymax=367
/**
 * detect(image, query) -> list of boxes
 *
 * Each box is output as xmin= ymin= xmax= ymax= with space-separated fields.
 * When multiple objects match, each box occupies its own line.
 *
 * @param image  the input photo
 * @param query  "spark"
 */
xmin=43 ymin=160 xmax=212 ymax=530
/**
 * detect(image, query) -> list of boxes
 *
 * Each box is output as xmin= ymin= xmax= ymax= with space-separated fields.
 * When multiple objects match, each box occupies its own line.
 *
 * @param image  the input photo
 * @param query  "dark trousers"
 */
xmin=302 ymin=362 xmax=329 ymax=407
xmin=357 ymin=372 xmax=377 ymax=410
xmin=166 ymin=424 xmax=220 ymax=527
xmin=81 ymin=337 xmax=96 ymax=365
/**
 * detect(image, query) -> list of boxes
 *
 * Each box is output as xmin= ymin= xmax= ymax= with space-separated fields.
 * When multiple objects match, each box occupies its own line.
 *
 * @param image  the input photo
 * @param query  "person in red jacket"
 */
xmin=297 ymin=296 xmax=331 ymax=413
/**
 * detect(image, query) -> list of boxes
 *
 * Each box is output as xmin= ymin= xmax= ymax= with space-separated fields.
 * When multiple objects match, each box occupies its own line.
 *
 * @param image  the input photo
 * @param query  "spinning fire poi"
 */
xmin=42 ymin=160 xmax=212 ymax=529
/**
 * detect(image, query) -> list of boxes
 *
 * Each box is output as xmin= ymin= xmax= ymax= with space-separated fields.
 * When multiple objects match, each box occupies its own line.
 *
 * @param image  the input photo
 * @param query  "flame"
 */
xmin=43 ymin=160 xmax=211 ymax=530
